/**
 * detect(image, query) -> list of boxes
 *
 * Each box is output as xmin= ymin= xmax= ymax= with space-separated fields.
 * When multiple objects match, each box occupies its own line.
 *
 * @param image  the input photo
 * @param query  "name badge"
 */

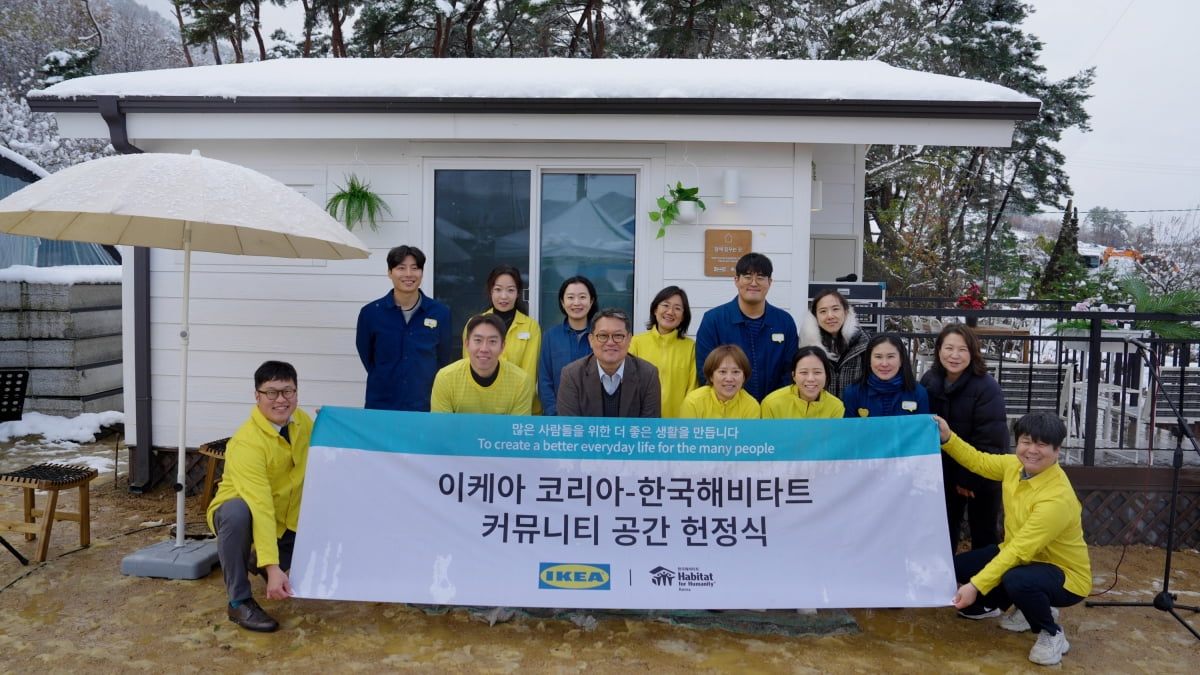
xmin=902 ymin=400 xmax=918 ymax=412
xmin=518 ymin=332 xmax=531 ymax=340
xmin=772 ymin=333 xmax=785 ymax=343
xmin=857 ymin=408 xmax=869 ymax=418
xmin=424 ymin=318 xmax=438 ymax=329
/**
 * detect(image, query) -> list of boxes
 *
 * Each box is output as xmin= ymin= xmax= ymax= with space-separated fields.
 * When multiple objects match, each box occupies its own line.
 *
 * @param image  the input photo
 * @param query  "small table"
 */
xmin=972 ymin=324 xmax=1031 ymax=363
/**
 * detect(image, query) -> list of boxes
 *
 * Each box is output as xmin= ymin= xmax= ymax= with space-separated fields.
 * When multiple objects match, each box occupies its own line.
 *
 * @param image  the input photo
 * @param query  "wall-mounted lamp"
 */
xmin=722 ymin=169 xmax=739 ymax=205
xmin=810 ymin=179 xmax=823 ymax=212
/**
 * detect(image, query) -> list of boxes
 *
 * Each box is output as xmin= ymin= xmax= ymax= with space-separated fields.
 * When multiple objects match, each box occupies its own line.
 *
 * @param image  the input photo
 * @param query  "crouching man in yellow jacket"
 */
xmin=935 ymin=412 xmax=1091 ymax=667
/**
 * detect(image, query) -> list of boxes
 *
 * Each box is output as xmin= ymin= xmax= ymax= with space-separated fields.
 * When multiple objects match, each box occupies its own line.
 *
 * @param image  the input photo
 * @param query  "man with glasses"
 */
xmin=557 ymin=308 xmax=662 ymax=417
xmin=695 ymin=252 xmax=798 ymax=401
xmin=207 ymin=361 xmax=312 ymax=633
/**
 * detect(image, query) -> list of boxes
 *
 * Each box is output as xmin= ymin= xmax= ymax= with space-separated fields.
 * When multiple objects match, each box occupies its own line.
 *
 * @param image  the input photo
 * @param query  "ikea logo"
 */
xmin=538 ymin=563 xmax=611 ymax=590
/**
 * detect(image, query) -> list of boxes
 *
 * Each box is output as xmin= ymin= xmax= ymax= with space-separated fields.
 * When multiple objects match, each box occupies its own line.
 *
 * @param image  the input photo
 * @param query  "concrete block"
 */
xmin=0 ymin=281 xmax=121 ymax=311
xmin=27 ymin=361 xmax=123 ymax=397
xmin=0 ymin=335 xmax=122 ymax=367
xmin=25 ymin=389 xmax=124 ymax=416
xmin=0 ymin=308 xmax=122 ymax=339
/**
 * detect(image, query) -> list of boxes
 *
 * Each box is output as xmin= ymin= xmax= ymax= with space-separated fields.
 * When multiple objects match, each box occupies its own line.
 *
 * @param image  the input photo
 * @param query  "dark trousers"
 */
xmin=946 ymin=482 xmax=1002 ymax=551
xmin=213 ymin=498 xmax=295 ymax=603
xmin=955 ymin=544 xmax=1084 ymax=635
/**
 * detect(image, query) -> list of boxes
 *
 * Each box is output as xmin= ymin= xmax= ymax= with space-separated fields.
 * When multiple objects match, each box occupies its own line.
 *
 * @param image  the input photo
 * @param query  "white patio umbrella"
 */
xmin=0 ymin=151 xmax=369 ymax=576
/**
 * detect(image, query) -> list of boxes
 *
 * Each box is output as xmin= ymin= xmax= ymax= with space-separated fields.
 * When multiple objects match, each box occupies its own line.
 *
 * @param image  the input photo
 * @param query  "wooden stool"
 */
xmin=0 ymin=463 xmax=98 ymax=563
xmin=199 ymin=437 xmax=231 ymax=512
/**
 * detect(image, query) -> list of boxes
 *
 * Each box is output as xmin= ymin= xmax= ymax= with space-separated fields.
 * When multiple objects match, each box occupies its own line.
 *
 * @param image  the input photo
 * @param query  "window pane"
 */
xmin=540 ymin=174 xmax=636 ymax=323
xmin=433 ymin=170 xmax=531 ymax=352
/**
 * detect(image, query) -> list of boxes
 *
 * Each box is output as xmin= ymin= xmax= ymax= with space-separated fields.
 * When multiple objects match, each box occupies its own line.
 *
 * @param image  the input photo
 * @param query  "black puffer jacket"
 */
xmin=920 ymin=367 xmax=1010 ymax=493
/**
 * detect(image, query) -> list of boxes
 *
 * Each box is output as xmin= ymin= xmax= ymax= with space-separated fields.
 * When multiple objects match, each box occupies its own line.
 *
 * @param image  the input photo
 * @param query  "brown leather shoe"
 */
xmin=227 ymin=598 xmax=279 ymax=632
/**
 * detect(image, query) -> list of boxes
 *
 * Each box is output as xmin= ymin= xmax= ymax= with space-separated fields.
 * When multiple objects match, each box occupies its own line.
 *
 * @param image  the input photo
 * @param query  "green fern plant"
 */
xmin=648 ymin=182 xmax=706 ymax=239
xmin=1121 ymin=276 xmax=1200 ymax=339
xmin=325 ymin=173 xmax=391 ymax=231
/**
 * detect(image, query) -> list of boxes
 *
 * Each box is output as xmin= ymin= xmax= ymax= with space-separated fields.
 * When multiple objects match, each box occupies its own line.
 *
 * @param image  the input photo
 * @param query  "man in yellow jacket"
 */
xmin=936 ymin=412 xmax=1091 ymax=667
xmin=207 ymin=361 xmax=313 ymax=633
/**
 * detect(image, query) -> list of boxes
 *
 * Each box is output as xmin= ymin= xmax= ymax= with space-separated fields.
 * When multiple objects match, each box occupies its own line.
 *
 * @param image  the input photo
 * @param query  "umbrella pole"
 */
xmin=176 ymin=223 xmax=192 ymax=546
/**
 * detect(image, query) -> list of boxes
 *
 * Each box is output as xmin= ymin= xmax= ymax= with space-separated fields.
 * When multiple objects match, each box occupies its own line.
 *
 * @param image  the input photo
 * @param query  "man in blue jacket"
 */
xmin=695 ymin=253 xmax=798 ymax=401
xmin=355 ymin=245 xmax=455 ymax=411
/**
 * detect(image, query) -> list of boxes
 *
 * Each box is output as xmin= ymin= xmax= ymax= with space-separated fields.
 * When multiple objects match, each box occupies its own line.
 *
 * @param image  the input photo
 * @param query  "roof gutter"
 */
xmin=30 ymin=95 xmax=1043 ymax=121
xmin=95 ymin=95 xmax=154 ymax=493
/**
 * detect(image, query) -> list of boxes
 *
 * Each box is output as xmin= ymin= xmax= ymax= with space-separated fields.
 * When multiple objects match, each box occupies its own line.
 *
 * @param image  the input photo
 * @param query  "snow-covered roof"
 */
xmin=30 ymin=58 xmax=1040 ymax=119
xmin=0 ymin=146 xmax=49 ymax=179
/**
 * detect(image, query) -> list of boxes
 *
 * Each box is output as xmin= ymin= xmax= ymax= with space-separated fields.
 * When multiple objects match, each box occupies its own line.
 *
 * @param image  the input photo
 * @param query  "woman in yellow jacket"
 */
xmin=679 ymin=344 xmax=760 ymax=419
xmin=761 ymin=346 xmax=845 ymax=418
xmin=628 ymin=286 xmax=697 ymax=417
xmin=465 ymin=264 xmax=541 ymax=413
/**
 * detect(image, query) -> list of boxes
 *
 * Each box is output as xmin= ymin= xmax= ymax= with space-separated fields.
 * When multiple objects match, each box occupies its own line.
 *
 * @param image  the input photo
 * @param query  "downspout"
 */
xmin=98 ymin=96 xmax=153 ymax=492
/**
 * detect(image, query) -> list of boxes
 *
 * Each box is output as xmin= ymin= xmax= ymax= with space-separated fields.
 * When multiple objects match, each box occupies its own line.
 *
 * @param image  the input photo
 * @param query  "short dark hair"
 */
xmin=557 ymin=275 xmax=599 ymax=323
xmin=255 ymin=360 xmax=297 ymax=389
xmin=465 ymin=313 xmax=507 ymax=341
xmin=735 ymin=252 xmax=773 ymax=279
xmin=857 ymin=333 xmax=916 ymax=390
xmin=703 ymin=344 xmax=751 ymax=383
xmin=386 ymin=245 xmax=425 ymax=270
xmin=592 ymin=307 xmax=632 ymax=333
xmin=932 ymin=322 xmax=988 ymax=377
xmin=485 ymin=264 xmax=528 ymax=314
xmin=645 ymin=285 xmax=692 ymax=337
xmin=791 ymin=345 xmax=833 ymax=378
xmin=1012 ymin=412 xmax=1067 ymax=449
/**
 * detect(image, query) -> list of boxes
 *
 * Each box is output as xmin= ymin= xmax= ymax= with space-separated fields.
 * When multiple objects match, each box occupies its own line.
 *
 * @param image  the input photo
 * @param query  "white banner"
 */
xmin=291 ymin=408 xmax=955 ymax=609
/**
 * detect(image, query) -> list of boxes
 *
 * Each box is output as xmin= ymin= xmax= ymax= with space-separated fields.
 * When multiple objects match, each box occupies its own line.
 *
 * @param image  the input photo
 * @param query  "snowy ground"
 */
xmin=0 ymin=411 xmax=123 ymax=475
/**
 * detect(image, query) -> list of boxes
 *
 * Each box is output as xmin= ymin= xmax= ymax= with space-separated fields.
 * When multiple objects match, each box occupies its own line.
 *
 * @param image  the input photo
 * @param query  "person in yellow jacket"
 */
xmin=207 ymin=360 xmax=312 ymax=633
xmin=629 ymin=286 xmax=697 ymax=417
xmin=762 ymin=346 xmax=845 ymax=419
xmin=680 ymin=344 xmax=760 ymax=419
xmin=464 ymin=264 xmax=541 ymax=413
xmin=438 ymin=313 xmax=534 ymax=415
xmin=935 ymin=412 xmax=1091 ymax=667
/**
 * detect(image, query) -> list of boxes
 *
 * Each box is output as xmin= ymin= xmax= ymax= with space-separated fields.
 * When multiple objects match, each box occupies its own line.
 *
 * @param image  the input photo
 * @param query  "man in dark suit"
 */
xmin=557 ymin=308 xmax=662 ymax=418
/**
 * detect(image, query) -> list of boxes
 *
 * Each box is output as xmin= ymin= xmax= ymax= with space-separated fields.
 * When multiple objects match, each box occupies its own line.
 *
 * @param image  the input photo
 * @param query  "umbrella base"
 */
xmin=121 ymin=539 xmax=219 ymax=580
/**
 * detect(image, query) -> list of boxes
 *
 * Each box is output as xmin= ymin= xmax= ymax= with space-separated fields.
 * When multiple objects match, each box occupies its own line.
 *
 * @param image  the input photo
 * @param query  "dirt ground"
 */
xmin=1 ymin=473 xmax=1197 ymax=674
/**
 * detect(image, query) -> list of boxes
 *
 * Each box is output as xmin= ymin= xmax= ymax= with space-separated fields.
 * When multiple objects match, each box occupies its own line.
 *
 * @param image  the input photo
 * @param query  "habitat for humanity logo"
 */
xmin=538 ymin=562 xmax=611 ymax=590
xmin=648 ymin=565 xmax=715 ymax=590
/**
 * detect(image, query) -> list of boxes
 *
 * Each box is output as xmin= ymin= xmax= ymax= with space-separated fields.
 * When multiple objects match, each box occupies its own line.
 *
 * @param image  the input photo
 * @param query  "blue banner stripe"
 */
xmin=311 ymin=407 xmax=940 ymax=462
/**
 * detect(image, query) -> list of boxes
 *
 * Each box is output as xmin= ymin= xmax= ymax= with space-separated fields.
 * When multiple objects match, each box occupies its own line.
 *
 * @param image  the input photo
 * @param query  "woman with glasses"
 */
xmin=761 ymin=346 xmax=845 ymax=419
xmin=539 ymin=275 xmax=599 ymax=416
xmin=466 ymin=264 xmax=541 ymax=412
xmin=920 ymin=322 xmax=1009 ymax=555
xmin=841 ymin=334 xmax=929 ymax=418
xmin=628 ymin=286 xmax=697 ymax=418
xmin=799 ymin=288 xmax=870 ymax=398
xmin=679 ymin=344 xmax=760 ymax=419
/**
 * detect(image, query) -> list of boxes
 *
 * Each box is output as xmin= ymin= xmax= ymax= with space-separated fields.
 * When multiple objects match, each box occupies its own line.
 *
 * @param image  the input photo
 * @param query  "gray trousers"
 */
xmin=212 ymin=498 xmax=295 ymax=603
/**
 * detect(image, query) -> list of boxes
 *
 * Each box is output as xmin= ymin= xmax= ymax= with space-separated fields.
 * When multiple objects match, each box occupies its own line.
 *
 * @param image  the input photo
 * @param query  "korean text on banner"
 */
xmin=290 ymin=408 xmax=955 ymax=609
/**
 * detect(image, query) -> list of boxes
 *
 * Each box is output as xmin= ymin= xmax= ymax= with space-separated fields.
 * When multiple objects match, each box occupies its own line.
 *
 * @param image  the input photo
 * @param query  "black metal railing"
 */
xmin=866 ymin=300 xmax=1199 ymax=466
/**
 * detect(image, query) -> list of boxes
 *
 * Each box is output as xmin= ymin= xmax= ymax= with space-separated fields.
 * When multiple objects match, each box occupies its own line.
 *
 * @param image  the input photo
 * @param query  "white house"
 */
xmin=30 ymin=58 xmax=1039 ymax=488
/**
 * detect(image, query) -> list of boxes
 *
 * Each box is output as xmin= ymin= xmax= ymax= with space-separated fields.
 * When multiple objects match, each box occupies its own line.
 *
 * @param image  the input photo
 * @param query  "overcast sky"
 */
xmin=140 ymin=0 xmax=1196 ymax=228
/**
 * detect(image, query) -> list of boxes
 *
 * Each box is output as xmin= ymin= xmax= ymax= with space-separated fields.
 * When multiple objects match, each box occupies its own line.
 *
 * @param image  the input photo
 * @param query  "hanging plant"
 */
xmin=648 ymin=181 xmax=706 ymax=239
xmin=325 ymin=173 xmax=391 ymax=231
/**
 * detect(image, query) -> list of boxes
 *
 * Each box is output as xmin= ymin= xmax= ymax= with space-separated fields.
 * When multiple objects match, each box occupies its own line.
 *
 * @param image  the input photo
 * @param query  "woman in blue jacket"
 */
xmin=841 ymin=334 xmax=929 ymax=418
xmin=538 ymin=276 xmax=598 ymax=415
xmin=920 ymin=323 xmax=1009 ymax=553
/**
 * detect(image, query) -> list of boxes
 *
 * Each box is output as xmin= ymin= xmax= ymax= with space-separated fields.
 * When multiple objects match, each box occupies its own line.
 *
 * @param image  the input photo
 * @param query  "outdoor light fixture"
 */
xmin=722 ymin=169 xmax=739 ymax=204
xmin=811 ymin=179 xmax=823 ymax=212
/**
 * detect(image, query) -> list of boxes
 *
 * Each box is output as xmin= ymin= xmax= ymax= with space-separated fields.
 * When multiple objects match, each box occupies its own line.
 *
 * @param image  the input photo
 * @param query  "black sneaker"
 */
xmin=957 ymin=605 xmax=1001 ymax=620
xmin=228 ymin=598 xmax=279 ymax=632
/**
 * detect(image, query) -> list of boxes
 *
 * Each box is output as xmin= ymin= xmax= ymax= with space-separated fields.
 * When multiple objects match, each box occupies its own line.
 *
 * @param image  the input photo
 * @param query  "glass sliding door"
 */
xmin=433 ymin=169 xmax=531 ymax=351
xmin=539 ymin=173 xmax=636 ymax=321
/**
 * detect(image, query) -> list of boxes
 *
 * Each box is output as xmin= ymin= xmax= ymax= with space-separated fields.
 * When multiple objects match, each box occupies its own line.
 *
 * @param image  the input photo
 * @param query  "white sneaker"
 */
xmin=1000 ymin=606 xmax=1059 ymax=632
xmin=1028 ymin=627 xmax=1070 ymax=666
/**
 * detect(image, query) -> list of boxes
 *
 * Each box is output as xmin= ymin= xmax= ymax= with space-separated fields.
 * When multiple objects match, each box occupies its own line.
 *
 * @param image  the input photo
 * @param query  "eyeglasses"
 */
xmin=257 ymin=388 xmax=297 ymax=400
xmin=739 ymin=273 xmax=770 ymax=283
xmin=592 ymin=332 xmax=628 ymax=344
